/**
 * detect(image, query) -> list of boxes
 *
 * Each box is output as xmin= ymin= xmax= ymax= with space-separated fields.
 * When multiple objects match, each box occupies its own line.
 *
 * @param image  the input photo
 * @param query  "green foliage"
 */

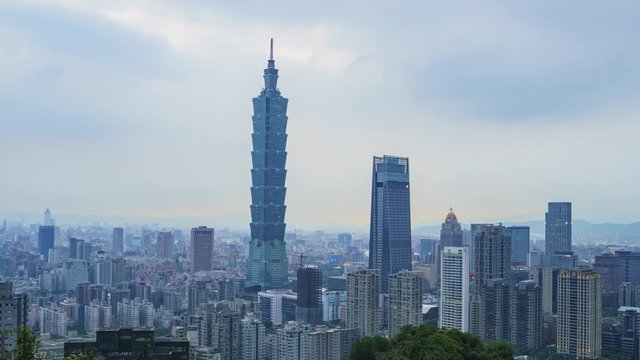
xmin=64 ymin=347 xmax=96 ymax=360
xmin=12 ymin=326 xmax=47 ymax=360
xmin=349 ymin=325 xmax=514 ymax=360
xmin=349 ymin=336 xmax=390 ymax=360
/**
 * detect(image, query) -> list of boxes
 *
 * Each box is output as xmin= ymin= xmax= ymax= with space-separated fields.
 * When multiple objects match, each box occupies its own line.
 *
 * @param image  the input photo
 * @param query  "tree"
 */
xmin=13 ymin=326 xmax=47 ymax=360
xmin=64 ymin=347 xmax=96 ymax=360
xmin=349 ymin=336 xmax=390 ymax=360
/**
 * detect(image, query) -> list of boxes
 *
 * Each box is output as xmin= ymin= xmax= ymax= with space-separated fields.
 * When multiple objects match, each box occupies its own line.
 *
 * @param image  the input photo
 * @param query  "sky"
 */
xmin=1 ymin=0 xmax=639 ymax=230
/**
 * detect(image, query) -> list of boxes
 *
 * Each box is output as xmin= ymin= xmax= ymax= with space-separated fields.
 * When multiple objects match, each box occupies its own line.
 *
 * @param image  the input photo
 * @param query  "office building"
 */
xmin=506 ymin=226 xmax=530 ymax=266
xmin=296 ymin=267 xmax=323 ymax=325
xmin=322 ymin=291 xmax=346 ymax=323
xmin=190 ymin=226 xmax=214 ymax=273
xmin=556 ymin=269 xmax=602 ymax=359
xmin=64 ymin=260 xmax=89 ymax=292
xmin=346 ymin=269 xmax=380 ymax=337
xmin=94 ymin=258 xmax=112 ymax=286
xmin=469 ymin=224 xmax=511 ymax=342
xmin=529 ymin=266 xmax=561 ymax=316
xmin=387 ymin=271 xmax=422 ymax=338
xmin=545 ymin=202 xmax=575 ymax=267
xmin=440 ymin=208 xmax=463 ymax=248
xmin=38 ymin=225 xmax=55 ymax=260
xmin=420 ymin=238 xmax=438 ymax=265
xmin=246 ymin=40 xmax=290 ymax=291
xmin=258 ymin=290 xmax=297 ymax=326
xmin=469 ymin=223 xmax=490 ymax=272
xmin=0 ymin=282 xmax=28 ymax=357
xmin=594 ymin=250 xmax=640 ymax=307
xmin=69 ymin=237 xmax=83 ymax=259
xmin=188 ymin=280 xmax=209 ymax=315
xmin=156 ymin=231 xmax=173 ymax=259
xmin=112 ymin=227 xmax=124 ymax=254
xmin=44 ymin=208 xmax=55 ymax=226
xmin=368 ymin=155 xmax=412 ymax=293
xmin=511 ymin=280 xmax=542 ymax=354
xmin=241 ymin=312 xmax=266 ymax=360
xmin=64 ymin=328 xmax=189 ymax=360
xmin=439 ymin=247 xmax=469 ymax=332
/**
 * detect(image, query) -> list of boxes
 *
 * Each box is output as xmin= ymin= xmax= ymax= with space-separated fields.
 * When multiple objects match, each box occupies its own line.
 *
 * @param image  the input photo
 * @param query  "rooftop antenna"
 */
xmin=299 ymin=252 xmax=307 ymax=268
xmin=270 ymin=38 xmax=274 ymax=61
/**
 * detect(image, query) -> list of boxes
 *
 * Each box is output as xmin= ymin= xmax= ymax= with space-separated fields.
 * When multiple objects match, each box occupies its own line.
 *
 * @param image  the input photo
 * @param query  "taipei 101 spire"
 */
xmin=246 ymin=39 xmax=290 ymax=290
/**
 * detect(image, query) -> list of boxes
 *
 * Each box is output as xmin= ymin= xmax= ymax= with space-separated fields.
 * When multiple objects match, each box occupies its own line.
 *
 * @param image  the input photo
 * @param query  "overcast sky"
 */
xmin=1 ymin=0 xmax=639 ymax=229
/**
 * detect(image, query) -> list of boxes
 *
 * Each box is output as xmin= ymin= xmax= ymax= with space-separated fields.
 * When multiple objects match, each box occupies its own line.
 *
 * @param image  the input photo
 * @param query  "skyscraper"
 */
xmin=346 ymin=269 xmax=380 ymax=337
xmin=439 ymin=246 xmax=469 ymax=332
xmin=246 ymin=39 xmax=289 ymax=291
xmin=112 ymin=227 xmax=124 ymax=255
xmin=156 ymin=231 xmax=173 ymax=259
xmin=0 ymin=282 xmax=28 ymax=358
xmin=190 ymin=226 xmax=214 ymax=273
xmin=556 ymin=269 xmax=602 ymax=359
xmin=368 ymin=155 xmax=412 ymax=293
xmin=511 ymin=280 xmax=542 ymax=354
xmin=506 ymin=226 xmax=530 ymax=266
xmin=470 ymin=224 xmax=511 ymax=342
xmin=387 ymin=271 xmax=423 ymax=338
xmin=440 ymin=208 xmax=463 ymax=248
xmin=296 ymin=267 xmax=323 ymax=325
xmin=44 ymin=208 xmax=55 ymax=226
xmin=38 ymin=225 xmax=55 ymax=260
xmin=545 ymin=202 xmax=574 ymax=267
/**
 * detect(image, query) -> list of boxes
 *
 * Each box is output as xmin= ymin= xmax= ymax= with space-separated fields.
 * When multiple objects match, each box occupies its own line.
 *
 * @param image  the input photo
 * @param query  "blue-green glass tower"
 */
xmin=246 ymin=39 xmax=289 ymax=290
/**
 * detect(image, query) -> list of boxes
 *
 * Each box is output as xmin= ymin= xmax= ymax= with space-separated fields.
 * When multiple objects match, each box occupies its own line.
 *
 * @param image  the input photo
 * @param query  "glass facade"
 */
xmin=368 ymin=155 xmax=412 ymax=293
xmin=545 ymin=202 xmax=573 ymax=267
xmin=506 ymin=226 xmax=530 ymax=266
xmin=246 ymin=40 xmax=289 ymax=290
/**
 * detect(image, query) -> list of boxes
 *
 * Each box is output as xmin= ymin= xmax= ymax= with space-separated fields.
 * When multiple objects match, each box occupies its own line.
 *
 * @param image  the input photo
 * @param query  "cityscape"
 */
xmin=1 ymin=2 xmax=640 ymax=360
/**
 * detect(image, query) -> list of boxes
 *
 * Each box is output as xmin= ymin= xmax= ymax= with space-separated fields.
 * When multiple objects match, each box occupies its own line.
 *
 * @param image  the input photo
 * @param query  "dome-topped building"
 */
xmin=441 ymin=207 xmax=463 ymax=248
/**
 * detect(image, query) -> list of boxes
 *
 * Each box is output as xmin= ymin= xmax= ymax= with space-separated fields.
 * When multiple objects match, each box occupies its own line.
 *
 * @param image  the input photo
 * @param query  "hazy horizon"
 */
xmin=2 ymin=1 xmax=639 ymax=229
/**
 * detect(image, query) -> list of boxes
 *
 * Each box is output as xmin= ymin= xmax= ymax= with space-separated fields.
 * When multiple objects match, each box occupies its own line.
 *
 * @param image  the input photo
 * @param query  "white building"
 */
xmin=307 ymin=326 xmax=358 ymax=360
xmin=63 ymin=260 xmax=88 ymax=292
xmin=272 ymin=321 xmax=311 ymax=360
xmin=322 ymin=291 xmax=346 ymax=323
xmin=84 ymin=301 xmax=112 ymax=333
xmin=388 ymin=271 xmax=423 ymax=338
xmin=39 ymin=306 xmax=68 ymax=337
xmin=117 ymin=298 xmax=155 ymax=328
xmin=346 ymin=269 xmax=379 ymax=337
xmin=439 ymin=246 xmax=469 ymax=332
xmin=258 ymin=290 xmax=297 ymax=326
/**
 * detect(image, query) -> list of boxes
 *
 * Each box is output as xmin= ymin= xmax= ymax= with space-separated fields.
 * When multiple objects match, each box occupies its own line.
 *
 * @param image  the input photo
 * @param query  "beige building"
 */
xmin=388 ymin=271 xmax=423 ymax=338
xmin=346 ymin=269 xmax=380 ymax=337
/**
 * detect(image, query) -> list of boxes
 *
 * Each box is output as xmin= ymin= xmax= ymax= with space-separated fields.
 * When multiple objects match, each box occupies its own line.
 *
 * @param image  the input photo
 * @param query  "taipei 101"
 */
xmin=1 ymin=1 xmax=639 ymax=359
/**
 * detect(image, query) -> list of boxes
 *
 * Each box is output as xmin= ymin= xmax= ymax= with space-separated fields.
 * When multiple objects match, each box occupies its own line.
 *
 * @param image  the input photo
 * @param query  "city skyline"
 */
xmin=2 ymin=1 xmax=640 ymax=229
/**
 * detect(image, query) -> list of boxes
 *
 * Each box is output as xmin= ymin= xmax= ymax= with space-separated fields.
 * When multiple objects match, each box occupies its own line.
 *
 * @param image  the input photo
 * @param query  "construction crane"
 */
xmin=299 ymin=252 xmax=308 ymax=268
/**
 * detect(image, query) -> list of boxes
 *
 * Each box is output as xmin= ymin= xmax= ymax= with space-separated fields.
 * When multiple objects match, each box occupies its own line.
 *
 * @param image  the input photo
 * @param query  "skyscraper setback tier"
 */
xmin=368 ymin=155 xmax=412 ymax=293
xmin=246 ymin=39 xmax=289 ymax=290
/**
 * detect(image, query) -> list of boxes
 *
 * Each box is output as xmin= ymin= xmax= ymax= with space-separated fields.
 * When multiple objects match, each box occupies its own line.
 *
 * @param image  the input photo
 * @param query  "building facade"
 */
xmin=545 ymin=202 xmax=575 ymax=267
xmin=368 ymin=155 xmax=412 ymax=293
xmin=469 ymin=224 xmax=511 ymax=342
xmin=387 ymin=271 xmax=422 ymax=338
xmin=157 ymin=231 xmax=174 ymax=259
xmin=511 ymin=280 xmax=542 ymax=354
xmin=296 ymin=267 xmax=323 ymax=325
xmin=440 ymin=208 xmax=463 ymax=248
xmin=246 ymin=40 xmax=290 ymax=291
xmin=191 ymin=226 xmax=214 ymax=273
xmin=556 ymin=269 xmax=602 ymax=359
xmin=506 ymin=226 xmax=530 ymax=267
xmin=439 ymin=247 xmax=469 ymax=332
xmin=346 ymin=269 xmax=380 ymax=337
xmin=38 ymin=225 xmax=55 ymax=260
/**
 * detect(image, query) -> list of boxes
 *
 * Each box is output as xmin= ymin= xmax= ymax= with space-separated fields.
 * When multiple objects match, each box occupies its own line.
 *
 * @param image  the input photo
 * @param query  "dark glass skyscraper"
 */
xmin=38 ymin=225 xmax=55 ymax=259
xmin=368 ymin=155 xmax=412 ymax=293
xmin=506 ymin=226 xmax=530 ymax=266
xmin=295 ymin=267 xmax=323 ymax=325
xmin=545 ymin=202 xmax=574 ymax=267
xmin=246 ymin=40 xmax=289 ymax=290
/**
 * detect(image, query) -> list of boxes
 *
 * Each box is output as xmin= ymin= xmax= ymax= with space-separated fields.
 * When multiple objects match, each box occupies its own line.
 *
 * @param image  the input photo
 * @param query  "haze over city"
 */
xmin=2 ymin=0 xmax=640 ymax=229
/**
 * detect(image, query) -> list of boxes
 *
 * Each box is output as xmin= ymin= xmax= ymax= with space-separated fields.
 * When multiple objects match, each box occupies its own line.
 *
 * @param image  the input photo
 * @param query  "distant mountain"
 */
xmin=413 ymin=220 xmax=640 ymax=240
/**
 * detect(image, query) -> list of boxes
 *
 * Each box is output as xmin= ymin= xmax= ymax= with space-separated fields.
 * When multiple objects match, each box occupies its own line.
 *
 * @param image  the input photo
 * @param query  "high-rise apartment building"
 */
xmin=470 ymin=224 xmax=511 ymax=342
xmin=387 ymin=271 xmax=422 ymax=338
xmin=506 ymin=226 xmax=530 ymax=266
xmin=594 ymin=250 xmax=640 ymax=307
xmin=440 ymin=208 xmax=463 ymax=248
xmin=511 ymin=280 xmax=542 ymax=354
xmin=190 ymin=226 xmax=214 ymax=273
xmin=545 ymin=202 xmax=575 ymax=267
xmin=258 ymin=290 xmax=297 ymax=326
xmin=529 ymin=266 xmax=561 ymax=316
xmin=157 ymin=231 xmax=173 ymax=259
xmin=84 ymin=301 xmax=112 ymax=333
xmin=322 ymin=291 xmax=346 ymax=323
xmin=112 ymin=227 xmax=124 ymax=255
xmin=296 ymin=267 xmax=323 ymax=325
xmin=0 ymin=282 xmax=28 ymax=357
xmin=439 ymin=246 xmax=469 ymax=332
xmin=246 ymin=40 xmax=290 ymax=291
xmin=346 ymin=269 xmax=380 ymax=337
xmin=241 ymin=312 xmax=266 ymax=360
xmin=38 ymin=225 xmax=55 ymax=260
xmin=188 ymin=280 xmax=209 ymax=315
xmin=368 ymin=155 xmax=412 ymax=293
xmin=271 ymin=321 xmax=311 ymax=360
xmin=556 ymin=269 xmax=602 ymax=359
xmin=307 ymin=326 xmax=358 ymax=360
xmin=40 ymin=306 xmax=68 ymax=337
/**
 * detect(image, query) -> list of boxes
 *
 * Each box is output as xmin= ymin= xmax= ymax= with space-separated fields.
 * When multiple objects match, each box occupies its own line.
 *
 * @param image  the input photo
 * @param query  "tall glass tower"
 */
xmin=246 ymin=39 xmax=289 ymax=290
xmin=545 ymin=202 xmax=574 ymax=267
xmin=368 ymin=155 xmax=412 ymax=293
